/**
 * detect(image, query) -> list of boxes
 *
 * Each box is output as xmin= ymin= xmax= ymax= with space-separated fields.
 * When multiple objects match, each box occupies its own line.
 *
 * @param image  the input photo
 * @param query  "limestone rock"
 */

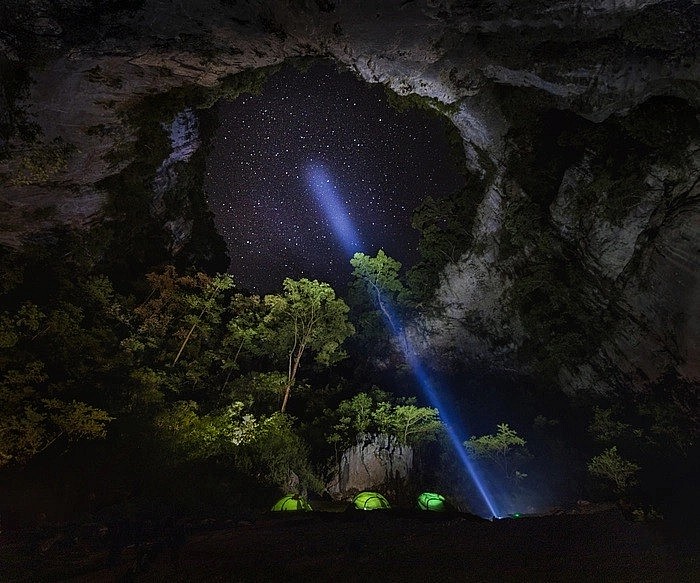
xmin=327 ymin=434 xmax=413 ymax=499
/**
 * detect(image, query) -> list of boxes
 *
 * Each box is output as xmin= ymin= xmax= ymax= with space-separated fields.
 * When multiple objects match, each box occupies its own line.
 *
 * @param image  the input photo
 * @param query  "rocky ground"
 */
xmin=2 ymin=508 xmax=697 ymax=582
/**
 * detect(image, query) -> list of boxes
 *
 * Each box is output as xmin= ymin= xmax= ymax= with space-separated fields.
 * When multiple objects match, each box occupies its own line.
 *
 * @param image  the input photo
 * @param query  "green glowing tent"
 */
xmin=417 ymin=492 xmax=448 ymax=512
xmin=271 ymin=494 xmax=312 ymax=512
xmin=352 ymin=491 xmax=391 ymax=510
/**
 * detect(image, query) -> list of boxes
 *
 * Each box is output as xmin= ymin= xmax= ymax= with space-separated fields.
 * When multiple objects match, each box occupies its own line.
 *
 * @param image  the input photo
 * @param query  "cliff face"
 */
xmin=0 ymin=0 xmax=697 ymax=395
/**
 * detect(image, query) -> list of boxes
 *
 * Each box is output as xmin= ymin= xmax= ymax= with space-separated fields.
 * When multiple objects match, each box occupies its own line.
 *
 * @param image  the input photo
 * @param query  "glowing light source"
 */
xmin=310 ymin=162 xmax=500 ymax=518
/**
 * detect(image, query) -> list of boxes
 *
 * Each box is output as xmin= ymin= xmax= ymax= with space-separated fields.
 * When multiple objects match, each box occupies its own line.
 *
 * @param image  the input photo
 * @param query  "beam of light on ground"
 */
xmin=306 ymin=162 xmax=362 ymax=256
xmin=310 ymin=162 xmax=500 ymax=518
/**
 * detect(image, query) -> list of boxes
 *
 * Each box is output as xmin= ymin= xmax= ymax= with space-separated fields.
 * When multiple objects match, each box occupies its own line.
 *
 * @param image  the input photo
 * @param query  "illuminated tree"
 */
xmin=350 ymin=250 xmax=407 ymax=335
xmin=327 ymin=390 xmax=442 ymax=449
xmin=464 ymin=423 xmax=528 ymax=480
xmin=348 ymin=250 xmax=411 ymax=364
xmin=588 ymin=446 xmax=640 ymax=495
xmin=262 ymin=278 xmax=354 ymax=412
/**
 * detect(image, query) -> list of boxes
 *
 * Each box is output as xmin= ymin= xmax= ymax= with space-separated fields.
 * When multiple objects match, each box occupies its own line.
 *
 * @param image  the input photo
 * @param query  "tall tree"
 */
xmin=464 ymin=423 xmax=528 ymax=480
xmin=262 ymin=278 xmax=354 ymax=413
xmin=348 ymin=250 xmax=412 ymax=363
xmin=121 ymin=266 xmax=234 ymax=407
xmin=349 ymin=250 xmax=407 ymax=335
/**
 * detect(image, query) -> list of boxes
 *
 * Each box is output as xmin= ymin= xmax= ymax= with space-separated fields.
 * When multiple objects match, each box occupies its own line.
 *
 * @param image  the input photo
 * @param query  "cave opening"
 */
xmin=1 ymin=3 xmax=698 ymax=576
xmin=201 ymin=59 xmax=510 ymax=515
xmin=203 ymin=59 xmax=466 ymax=294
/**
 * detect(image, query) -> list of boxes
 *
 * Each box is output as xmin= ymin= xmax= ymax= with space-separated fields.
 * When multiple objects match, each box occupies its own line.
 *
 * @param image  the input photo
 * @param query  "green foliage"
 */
xmin=264 ymin=278 xmax=354 ymax=367
xmin=153 ymin=400 xmax=319 ymax=491
xmin=8 ymin=138 xmax=79 ymax=186
xmin=636 ymin=381 xmax=697 ymax=455
xmin=350 ymin=251 xmax=406 ymax=307
xmin=501 ymin=192 xmax=609 ymax=378
xmin=330 ymin=391 xmax=380 ymax=438
xmin=589 ymin=406 xmax=631 ymax=443
xmin=501 ymin=96 xmax=696 ymax=382
xmin=348 ymin=251 xmax=409 ymax=360
xmin=0 ymin=351 xmax=113 ymax=468
xmin=386 ymin=404 xmax=443 ymax=445
xmin=226 ymin=371 xmax=289 ymax=412
xmin=223 ymin=293 xmax=267 ymax=370
xmin=377 ymin=88 xmax=485 ymax=302
xmin=0 ymin=397 xmax=111 ymax=467
xmin=261 ymin=278 xmax=354 ymax=411
xmin=121 ymin=267 xmax=235 ymax=407
xmin=383 ymin=87 xmax=459 ymax=117
xmin=464 ymin=423 xmax=528 ymax=480
xmin=0 ymin=255 xmax=120 ymax=467
xmin=327 ymin=390 xmax=442 ymax=450
xmin=242 ymin=412 xmax=322 ymax=492
xmin=406 ymin=178 xmax=484 ymax=300
xmin=587 ymin=446 xmax=640 ymax=495
xmin=154 ymin=400 xmax=259 ymax=460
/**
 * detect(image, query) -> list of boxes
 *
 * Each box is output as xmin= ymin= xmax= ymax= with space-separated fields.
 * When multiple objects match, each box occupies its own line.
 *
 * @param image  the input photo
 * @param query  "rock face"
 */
xmin=327 ymin=434 xmax=414 ymax=500
xmin=0 ymin=0 xmax=697 ymax=396
xmin=152 ymin=108 xmax=200 ymax=254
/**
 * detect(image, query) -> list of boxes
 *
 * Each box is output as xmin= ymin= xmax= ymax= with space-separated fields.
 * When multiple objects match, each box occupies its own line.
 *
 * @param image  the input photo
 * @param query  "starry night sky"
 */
xmin=204 ymin=61 xmax=464 ymax=294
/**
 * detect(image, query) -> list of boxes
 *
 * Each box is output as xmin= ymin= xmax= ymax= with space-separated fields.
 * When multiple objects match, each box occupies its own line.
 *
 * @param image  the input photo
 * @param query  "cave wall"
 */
xmin=327 ymin=433 xmax=414 ymax=500
xmin=0 ymin=0 xmax=697 ymax=395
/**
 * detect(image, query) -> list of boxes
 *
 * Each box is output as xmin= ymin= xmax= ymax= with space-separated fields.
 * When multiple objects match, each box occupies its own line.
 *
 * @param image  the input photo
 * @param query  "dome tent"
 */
xmin=417 ymin=492 xmax=449 ymax=512
xmin=271 ymin=494 xmax=312 ymax=511
xmin=352 ymin=491 xmax=391 ymax=510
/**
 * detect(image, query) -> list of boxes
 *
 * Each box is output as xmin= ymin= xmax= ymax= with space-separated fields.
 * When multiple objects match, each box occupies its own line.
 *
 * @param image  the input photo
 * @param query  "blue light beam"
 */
xmin=402 ymin=346 xmax=500 ymax=518
xmin=307 ymin=161 xmax=501 ymax=517
xmin=306 ymin=162 xmax=362 ymax=256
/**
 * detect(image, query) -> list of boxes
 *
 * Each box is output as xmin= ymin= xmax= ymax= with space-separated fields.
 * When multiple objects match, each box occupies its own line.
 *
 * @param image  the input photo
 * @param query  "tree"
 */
xmin=153 ymin=400 xmax=260 ymax=461
xmin=0 ymin=300 xmax=113 ymax=467
xmin=172 ymin=273 xmax=234 ymax=365
xmin=464 ymin=423 xmax=528 ymax=480
xmin=153 ymin=400 xmax=320 ymax=492
xmin=262 ymin=278 xmax=354 ymax=412
xmin=588 ymin=446 xmax=640 ymax=495
xmin=327 ymin=390 xmax=442 ymax=450
xmin=387 ymin=404 xmax=443 ymax=445
xmin=221 ymin=293 xmax=268 ymax=391
xmin=350 ymin=250 xmax=407 ymax=335
xmin=406 ymin=181 xmax=483 ymax=302
xmin=348 ymin=251 xmax=412 ymax=364
xmin=121 ymin=266 xmax=234 ymax=407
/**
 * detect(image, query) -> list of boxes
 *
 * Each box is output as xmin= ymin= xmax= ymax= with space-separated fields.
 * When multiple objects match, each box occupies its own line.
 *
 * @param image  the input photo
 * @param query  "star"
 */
xmin=204 ymin=61 xmax=464 ymax=294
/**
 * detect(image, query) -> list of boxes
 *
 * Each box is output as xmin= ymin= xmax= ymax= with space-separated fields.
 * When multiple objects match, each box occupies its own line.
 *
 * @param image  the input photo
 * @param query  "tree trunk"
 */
xmin=281 ymin=343 xmax=305 ymax=413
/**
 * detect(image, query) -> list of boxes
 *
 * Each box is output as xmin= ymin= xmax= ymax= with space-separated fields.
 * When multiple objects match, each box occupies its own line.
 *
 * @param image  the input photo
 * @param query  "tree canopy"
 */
xmin=262 ymin=278 xmax=354 ymax=412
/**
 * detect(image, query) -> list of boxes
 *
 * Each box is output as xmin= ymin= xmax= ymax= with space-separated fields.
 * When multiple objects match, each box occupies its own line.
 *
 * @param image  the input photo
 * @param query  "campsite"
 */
xmin=2 ymin=500 xmax=696 ymax=581
xmin=1 ymin=1 xmax=698 ymax=580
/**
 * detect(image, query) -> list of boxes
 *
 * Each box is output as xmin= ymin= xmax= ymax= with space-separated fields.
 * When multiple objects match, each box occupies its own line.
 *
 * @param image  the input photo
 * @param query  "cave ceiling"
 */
xmin=0 ymin=0 xmax=697 ymax=395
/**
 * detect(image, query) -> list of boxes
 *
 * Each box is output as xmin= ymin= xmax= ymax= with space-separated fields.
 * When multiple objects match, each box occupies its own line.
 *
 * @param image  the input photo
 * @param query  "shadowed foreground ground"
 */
xmin=2 ymin=509 xmax=697 ymax=582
